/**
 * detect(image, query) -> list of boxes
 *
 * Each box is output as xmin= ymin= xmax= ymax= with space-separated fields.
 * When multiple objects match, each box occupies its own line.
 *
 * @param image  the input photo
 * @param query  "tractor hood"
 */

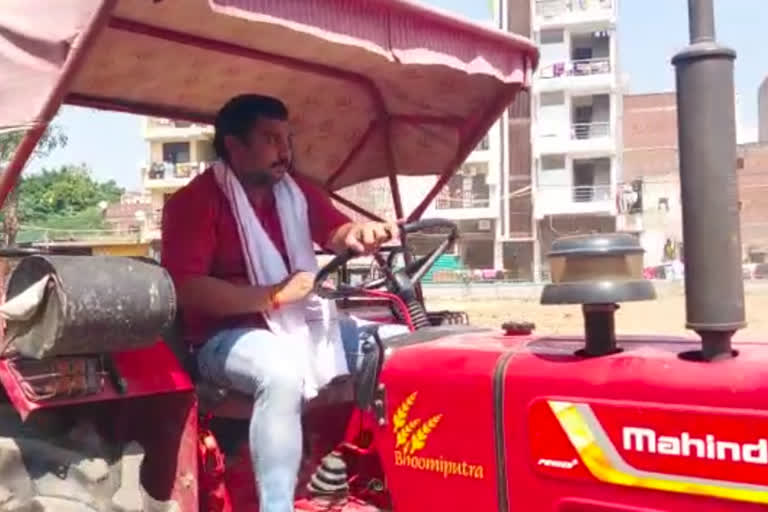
xmin=375 ymin=327 xmax=768 ymax=511
xmin=375 ymin=326 xmax=519 ymax=512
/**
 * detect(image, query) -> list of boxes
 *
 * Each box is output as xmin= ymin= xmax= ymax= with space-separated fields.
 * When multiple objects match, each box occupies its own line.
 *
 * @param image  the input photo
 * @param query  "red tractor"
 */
xmin=0 ymin=0 xmax=759 ymax=511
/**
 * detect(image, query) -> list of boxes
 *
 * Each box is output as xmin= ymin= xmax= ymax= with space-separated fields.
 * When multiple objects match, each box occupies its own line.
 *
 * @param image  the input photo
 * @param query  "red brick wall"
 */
xmin=508 ymin=104 xmax=533 ymax=237
xmin=505 ymin=0 xmax=535 ymax=273
xmin=105 ymin=202 xmax=151 ymax=233
xmin=739 ymin=143 xmax=768 ymax=173
xmin=623 ymin=92 xmax=679 ymax=181
xmin=737 ymin=144 xmax=768 ymax=248
xmin=623 ymin=148 xmax=679 ymax=181
xmin=622 ymin=91 xmax=768 ymax=250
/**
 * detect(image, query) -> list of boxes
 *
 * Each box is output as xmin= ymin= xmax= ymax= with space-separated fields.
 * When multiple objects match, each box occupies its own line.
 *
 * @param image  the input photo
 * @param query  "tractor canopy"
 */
xmin=0 ymin=0 xmax=538 ymax=220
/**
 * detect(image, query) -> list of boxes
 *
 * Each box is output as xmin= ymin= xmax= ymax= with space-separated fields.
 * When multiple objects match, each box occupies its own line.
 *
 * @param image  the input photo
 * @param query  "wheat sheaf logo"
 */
xmin=391 ymin=392 xmax=485 ymax=480
xmin=392 ymin=392 xmax=443 ymax=455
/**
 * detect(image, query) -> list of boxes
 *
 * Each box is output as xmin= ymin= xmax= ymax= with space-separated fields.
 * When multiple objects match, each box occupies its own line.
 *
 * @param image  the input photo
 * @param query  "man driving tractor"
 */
xmin=161 ymin=94 xmax=404 ymax=512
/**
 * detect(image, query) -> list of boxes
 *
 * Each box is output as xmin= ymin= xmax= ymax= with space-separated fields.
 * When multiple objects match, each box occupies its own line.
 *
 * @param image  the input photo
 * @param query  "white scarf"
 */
xmin=213 ymin=161 xmax=349 ymax=400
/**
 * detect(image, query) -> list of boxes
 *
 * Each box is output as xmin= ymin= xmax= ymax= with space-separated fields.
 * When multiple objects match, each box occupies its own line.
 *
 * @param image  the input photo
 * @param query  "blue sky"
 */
xmin=28 ymin=0 xmax=766 ymax=191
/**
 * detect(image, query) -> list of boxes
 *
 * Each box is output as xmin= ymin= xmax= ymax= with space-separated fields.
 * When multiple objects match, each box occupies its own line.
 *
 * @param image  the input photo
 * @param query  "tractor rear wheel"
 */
xmin=0 ymin=404 xmax=149 ymax=512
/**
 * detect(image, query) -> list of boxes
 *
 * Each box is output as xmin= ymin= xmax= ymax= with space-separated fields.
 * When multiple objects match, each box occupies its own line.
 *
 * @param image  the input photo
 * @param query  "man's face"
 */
xmin=225 ymin=117 xmax=292 ymax=188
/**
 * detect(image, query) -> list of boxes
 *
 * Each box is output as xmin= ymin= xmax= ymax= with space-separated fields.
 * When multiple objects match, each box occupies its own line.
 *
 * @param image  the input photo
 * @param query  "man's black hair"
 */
xmin=213 ymin=94 xmax=289 ymax=163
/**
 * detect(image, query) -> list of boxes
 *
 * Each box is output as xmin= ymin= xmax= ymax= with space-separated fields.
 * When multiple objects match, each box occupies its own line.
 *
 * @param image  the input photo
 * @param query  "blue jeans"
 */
xmin=196 ymin=315 xmax=408 ymax=512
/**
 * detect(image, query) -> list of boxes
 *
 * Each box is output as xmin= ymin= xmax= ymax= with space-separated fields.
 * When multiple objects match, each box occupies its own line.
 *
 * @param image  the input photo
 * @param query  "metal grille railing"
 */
xmin=436 ymin=192 xmax=492 ymax=209
xmin=572 ymin=184 xmax=611 ymax=203
xmin=571 ymin=122 xmax=610 ymax=140
xmin=145 ymin=162 xmax=209 ymax=180
xmin=538 ymin=57 xmax=611 ymax=80
xmin=535 ymin=0 xmax=612 ymax=17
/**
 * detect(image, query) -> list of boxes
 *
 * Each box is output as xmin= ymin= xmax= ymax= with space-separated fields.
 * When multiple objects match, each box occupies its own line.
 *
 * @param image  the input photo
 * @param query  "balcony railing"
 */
xmin=571 ymin=57 xmax=611 ymax=76
xmin=147 ymin=118 xmax=206 ymax=130
xmin=436 ymin=191 xmax=491 ymax=209
xmin=535 ymin=0 xmax=612 ymax=18
xmin=573 ymin=184 xmax=611 ymax=203
xmin=538 ymin=57 xmax=611 ymax=80
xmin=146 ymin=161 xmax=208 ymax=180
xmin=571 ymin=122 xmax=610 ymax=140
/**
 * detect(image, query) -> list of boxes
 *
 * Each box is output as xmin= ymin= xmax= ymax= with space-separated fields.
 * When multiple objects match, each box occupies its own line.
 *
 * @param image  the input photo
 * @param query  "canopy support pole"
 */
xmin=407 ymin=84 xmax=522 ymax=222
xmin=329 ymin=192 xmax=384 ymax=222
xmin=0 ymin=125 xmax=47 ymax=208
xmin=0 ymin=0 xmax=118 ymax=210
xmin=325 ymin=121 xmax=378 ymax=189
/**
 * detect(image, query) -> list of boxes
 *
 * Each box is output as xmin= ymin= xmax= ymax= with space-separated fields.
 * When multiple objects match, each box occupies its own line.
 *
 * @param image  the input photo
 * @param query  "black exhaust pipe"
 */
xmin=672 ymin=0 xmax=745 ymax=360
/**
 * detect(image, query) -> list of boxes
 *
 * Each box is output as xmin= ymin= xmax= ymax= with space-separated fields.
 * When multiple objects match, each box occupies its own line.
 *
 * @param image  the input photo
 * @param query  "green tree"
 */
xmin=17 ymin=164 xmax=123 ymax=222
xmin=13 ymin=164 xmax=125 ymax=244
xmin=0 ymin=125 xmax=69 ymax=246
xmin=1 ymin=126 xmax=125 ymax=246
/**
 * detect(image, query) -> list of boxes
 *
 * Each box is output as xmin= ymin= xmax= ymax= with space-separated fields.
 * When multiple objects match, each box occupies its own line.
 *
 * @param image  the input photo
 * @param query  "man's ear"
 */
xmin=223 ymin=134 xmax=242 ymax=161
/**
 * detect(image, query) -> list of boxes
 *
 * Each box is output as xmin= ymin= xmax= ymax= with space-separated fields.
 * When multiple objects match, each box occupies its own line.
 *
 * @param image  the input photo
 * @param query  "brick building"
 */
xmin=622 ymin=92 xmax=678 ymax=181
xmin=736 ymin=143 xmax=768 ymax=256
xmin=104 ymin=202 xmax=152 ymax=234
xmin=621 ymin=91 xmax=768 ymax=264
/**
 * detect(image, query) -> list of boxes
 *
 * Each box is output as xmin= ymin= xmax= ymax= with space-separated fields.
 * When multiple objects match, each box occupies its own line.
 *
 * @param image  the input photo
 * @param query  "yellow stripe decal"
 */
xmin=548 ymin=401 xmax=768 ymax=505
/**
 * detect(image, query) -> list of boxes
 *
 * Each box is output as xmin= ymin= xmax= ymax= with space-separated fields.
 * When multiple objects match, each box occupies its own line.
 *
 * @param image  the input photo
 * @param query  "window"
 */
xmin=437 ymin=162 xmax=489 ymax=209
xmin=573 ymin=47 xmax=593 ymax=61
xmin=541 ymin=154 xmax=566 ymax=170
xmin=162 ymin=142 xmax=191 ymax=164
xmin=540 ymin=29 xmax=564 ymax=44
xmin=737 ymin=157 xmax=745 ymax=170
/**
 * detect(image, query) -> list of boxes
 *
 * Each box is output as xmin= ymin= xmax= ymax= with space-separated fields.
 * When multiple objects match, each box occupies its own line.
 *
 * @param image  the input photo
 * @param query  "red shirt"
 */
xmin=161 ymin=168 xmax=351 ymax=345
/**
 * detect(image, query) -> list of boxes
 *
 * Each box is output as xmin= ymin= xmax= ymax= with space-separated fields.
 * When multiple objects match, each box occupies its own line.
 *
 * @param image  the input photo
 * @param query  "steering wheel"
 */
xmin=313 ymin=218 xmax=458 ymax=329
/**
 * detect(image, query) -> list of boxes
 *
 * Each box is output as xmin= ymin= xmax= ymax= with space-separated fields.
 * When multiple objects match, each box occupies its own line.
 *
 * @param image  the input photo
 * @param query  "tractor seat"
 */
xmin=196 ymin=375 xmax=356 ymax=419
xmin=162 ymin=313 xmax=357 ymax=419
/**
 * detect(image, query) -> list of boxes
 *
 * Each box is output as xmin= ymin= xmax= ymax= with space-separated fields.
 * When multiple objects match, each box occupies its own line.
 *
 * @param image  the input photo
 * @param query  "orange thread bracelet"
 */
xmin=269 ymin=286 xmax=281 ymax=310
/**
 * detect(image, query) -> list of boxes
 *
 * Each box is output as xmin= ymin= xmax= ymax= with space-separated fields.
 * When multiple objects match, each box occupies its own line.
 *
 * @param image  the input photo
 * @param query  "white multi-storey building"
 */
xmin=139 ymin=117 xmax=215 ymax=242
xmin=412 ymin=0 xmax=622 ymax=279
xmin=477 ymin=0 xmax=622 ymax=279
xmin=530 ymin=0 xmax=621 ymax=222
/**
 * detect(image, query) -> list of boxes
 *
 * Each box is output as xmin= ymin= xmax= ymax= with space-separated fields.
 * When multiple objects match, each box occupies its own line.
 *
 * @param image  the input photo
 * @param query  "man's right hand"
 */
xmin=273 ymin=271 xmax=316 ymax=306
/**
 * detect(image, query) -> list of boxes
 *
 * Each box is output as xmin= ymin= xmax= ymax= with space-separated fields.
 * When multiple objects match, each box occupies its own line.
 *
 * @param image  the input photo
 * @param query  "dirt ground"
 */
xmin=427 ymin=287 xmax=768 ymax=341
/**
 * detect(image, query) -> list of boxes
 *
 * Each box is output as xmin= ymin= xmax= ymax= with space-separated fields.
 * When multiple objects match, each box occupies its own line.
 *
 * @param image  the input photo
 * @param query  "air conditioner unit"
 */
xmin=478 ymin=220 xmax=492 ymax=231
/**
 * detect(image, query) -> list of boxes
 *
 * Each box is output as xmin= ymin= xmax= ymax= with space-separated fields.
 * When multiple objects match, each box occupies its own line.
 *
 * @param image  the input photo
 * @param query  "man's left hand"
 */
xmin=344 ymin=221 xmax=399 ymax=254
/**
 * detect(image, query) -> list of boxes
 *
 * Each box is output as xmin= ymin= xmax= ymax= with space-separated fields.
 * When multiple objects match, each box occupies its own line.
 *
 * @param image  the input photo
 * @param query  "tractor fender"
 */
xmin=0 ymin=342 xmax=194 ymax=420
